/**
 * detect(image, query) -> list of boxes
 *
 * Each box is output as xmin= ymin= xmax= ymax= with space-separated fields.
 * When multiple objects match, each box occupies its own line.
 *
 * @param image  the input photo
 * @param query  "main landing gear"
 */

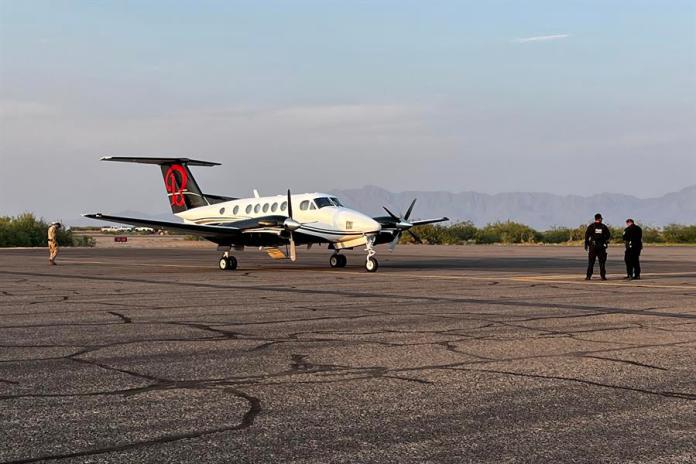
xmin=218 ymin=252 xmax=238 ymax=271
xmin=329 ymin=253 xmax=347 ymax=268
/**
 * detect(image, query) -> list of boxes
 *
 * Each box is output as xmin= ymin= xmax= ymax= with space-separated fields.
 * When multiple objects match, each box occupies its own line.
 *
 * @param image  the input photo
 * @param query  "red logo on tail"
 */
xmin=164 ymin=165 xmax=188 ymax=207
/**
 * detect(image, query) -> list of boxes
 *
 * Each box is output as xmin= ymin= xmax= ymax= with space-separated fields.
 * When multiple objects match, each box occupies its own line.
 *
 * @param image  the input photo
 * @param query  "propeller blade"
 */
xmin=289 ymin=232 xmax=297 ymax=261
xmin=382 ymin=206 xmax=400 ymax=221
xmin=408 ymin=230 xmax=422 ymax=244
xmin=286 ymin=189 xmax=293 ymax=219
xmin=411 ymin=217 xmax=449 ymax=226
xmin=388 ymin=231 xmax=401 ymax=251
xmin=404 ymin=198 xmax=417 ymax=220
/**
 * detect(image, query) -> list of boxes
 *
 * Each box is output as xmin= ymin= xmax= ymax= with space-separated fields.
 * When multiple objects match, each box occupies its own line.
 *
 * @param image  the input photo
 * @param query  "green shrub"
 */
xmin=663 ymin=224 xmax=696 ymax=243
xmin=539 ymin=227 xmax=575 ymax=244
xmin=641 ymin=226 xmax=665 ymax=243
xmin=0 ymin=213 xmax=93 ymax=247
xmin=476 ymin=221 xmax=540 ymax=244
xmin=447 ymin=221 xmax=478 ymax=243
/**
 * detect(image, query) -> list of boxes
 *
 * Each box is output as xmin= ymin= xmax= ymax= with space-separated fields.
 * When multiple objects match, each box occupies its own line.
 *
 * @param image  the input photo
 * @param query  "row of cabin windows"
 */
xmin=218 ymin=197 xmax=343 ymax=216
xmin=219 ymin=201 xmax=288 ymax=216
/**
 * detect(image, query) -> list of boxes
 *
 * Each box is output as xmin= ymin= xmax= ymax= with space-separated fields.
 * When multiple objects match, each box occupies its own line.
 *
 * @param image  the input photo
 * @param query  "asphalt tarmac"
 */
xmin=1 ymin=245 xmax=695 ymax=463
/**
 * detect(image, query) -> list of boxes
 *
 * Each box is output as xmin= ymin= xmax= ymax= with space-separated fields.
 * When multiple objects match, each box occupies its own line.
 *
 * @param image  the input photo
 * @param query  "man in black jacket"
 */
xmin=585 ymin=213 xmax=611 ymax=280
xmin=623 ymin=218 xmax=643 ymax=280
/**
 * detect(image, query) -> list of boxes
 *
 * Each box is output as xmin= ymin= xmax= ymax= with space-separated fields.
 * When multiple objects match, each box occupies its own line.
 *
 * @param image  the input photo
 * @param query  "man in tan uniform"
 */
xmin=48 ymin=222 xmax=61 ymax=265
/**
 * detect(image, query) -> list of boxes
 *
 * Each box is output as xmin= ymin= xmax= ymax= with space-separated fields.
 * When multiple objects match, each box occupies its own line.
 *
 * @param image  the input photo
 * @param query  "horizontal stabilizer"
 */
xmin=101 ymin=156 xmax=220 ymax=167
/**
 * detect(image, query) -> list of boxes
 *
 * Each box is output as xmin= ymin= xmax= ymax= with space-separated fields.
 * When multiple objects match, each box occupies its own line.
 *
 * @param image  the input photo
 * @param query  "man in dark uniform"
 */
xmin=623 ymin=218 xmax=643 ymax=280
xmin=585 ymin=213 xmax=611 ymax=280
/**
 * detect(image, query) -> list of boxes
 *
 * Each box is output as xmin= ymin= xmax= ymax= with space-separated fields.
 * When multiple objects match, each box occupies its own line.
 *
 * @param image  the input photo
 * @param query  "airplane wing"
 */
xmin=83 ymin=213 xmax=241 ymax=241
xmin=83 ymin=213 xmax=312 ymax=246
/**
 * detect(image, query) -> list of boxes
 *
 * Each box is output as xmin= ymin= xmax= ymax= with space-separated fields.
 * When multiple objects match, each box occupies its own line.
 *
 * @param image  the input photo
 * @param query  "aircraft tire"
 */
xmin=219 ymin=256 xmax=238 ymax=271
xmin=329 ymin=255 xmax=340 ymax=268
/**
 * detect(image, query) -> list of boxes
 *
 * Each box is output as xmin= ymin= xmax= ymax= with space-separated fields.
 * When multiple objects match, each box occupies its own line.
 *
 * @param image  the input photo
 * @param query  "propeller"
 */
xmin=283 ymin=189 xmax=301 ymax=261
xmin=383 ymin=198 xmax=422 ymax=251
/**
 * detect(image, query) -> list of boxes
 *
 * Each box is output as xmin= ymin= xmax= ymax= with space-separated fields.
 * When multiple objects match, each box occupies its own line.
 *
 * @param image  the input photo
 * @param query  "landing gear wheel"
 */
xmin=329 ymin=254 xmax=340 ymax=268
xmin=219 ymin=256 xmax=238 ymax=271
xmin=365 ymin=257 xmax=378 ymax=272
xmin=330 ymin=254 xmax=347 ymax=268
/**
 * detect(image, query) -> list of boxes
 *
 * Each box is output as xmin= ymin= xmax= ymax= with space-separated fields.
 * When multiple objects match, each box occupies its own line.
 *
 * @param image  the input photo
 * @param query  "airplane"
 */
xmin=84 ymin=157 xmax=449 ymax=272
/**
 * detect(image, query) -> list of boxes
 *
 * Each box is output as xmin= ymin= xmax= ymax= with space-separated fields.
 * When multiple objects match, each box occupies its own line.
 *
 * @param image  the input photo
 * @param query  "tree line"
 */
xmin=0 ymin=214 xmax=94 ymax=247
xmin=1 ymin=214 xmax=695 ymax=247
xmin=402 ymin=221 xmax=696 ymax=245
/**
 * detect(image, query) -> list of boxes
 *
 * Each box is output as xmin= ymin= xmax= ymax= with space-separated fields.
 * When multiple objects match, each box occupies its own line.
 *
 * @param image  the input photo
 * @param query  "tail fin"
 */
xmin=101 ymin=156 xmax=221 ymax=213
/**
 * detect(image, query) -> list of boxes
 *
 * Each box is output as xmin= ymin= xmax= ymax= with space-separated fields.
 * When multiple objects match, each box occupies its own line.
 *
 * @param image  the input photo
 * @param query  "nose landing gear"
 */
xmin=218 ymin=252 xmax=238 ymax=271
xmin=364 ymin=235 xmax=378 ymax=272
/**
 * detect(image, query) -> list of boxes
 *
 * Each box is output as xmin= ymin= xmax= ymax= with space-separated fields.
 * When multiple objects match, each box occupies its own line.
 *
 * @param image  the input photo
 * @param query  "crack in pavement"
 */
xmin=581 ymin=355 xmax=669 ymax=371
xmin=3 ymin=270 xmax=696 ymax=321
xmin=2 ymin=386 xmax=261 ymax=464
xmin=449 ymin=367 xmax=696 ymax=401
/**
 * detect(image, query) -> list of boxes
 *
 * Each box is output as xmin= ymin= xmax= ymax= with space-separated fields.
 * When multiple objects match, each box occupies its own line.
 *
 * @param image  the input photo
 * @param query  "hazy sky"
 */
xmin=1 ymin=0 xmax=695 ymax=220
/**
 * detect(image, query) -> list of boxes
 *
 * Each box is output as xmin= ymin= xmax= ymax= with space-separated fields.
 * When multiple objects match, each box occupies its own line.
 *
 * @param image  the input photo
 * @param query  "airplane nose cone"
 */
xmin=336 ymin=210 xmax=381 ymax=234
xmin=363 ymin=216 xmax=381 ymax=234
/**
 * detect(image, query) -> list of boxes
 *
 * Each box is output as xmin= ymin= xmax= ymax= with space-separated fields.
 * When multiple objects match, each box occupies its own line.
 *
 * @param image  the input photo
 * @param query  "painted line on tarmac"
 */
xmin=519 ymin=271 xmax=696 ymax=280
xmin=57 ymin=259 xmax=696 ymax=290
xmin=508 ymin=277 xmax=696 ymax=290
xmin=337 ymin=271 xmax=696 ymax=291
xmin=58 ymin=259 xmax=207 ymax=269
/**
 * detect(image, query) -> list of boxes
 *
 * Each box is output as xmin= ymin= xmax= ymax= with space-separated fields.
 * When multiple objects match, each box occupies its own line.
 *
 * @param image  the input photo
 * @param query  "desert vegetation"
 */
xmin=402 ymin=221 xmax=696 ymax=245
xmin=0 ymin=214 xmax=95 ymax=247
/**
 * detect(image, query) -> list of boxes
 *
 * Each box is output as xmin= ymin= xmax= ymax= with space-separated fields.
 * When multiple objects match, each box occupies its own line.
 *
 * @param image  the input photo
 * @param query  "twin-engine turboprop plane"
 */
xmin=85 ymin=157 xmax=448 ymax=272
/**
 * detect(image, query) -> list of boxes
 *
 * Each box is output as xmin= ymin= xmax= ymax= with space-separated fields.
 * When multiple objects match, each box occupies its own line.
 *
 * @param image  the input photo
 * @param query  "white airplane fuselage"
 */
xmin=177 ymin=192 xmax=381 ymax=247
xmin=86 ymin=156 xmax=448 ymax=272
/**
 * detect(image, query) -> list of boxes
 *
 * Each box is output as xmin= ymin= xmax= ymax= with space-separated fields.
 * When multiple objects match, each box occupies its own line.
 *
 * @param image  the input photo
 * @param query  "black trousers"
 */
xmin=625 ymin=248 xmax=641 ymax=278
xmin=587 ymin=247 xmax=607 ymax=278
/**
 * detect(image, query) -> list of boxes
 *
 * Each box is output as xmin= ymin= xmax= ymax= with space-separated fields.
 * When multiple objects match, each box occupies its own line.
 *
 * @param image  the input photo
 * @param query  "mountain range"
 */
xmin=330 ymin=185 xmax=696 ymax=229
xmin=77 ymin=185 xmax=696 ymax=230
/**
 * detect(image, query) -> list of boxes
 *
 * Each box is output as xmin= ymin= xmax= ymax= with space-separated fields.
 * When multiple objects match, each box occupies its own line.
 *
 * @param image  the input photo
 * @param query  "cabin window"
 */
xmin=254 ymin=204 xmax=261 ymax=213
xmin=280 ymin=201 xmax=287 ymax=211
xmin=314 ymin=197 xmax=334 ymax=209
xmin=219 ymin=207 xmax=225 ymax=215
xmin=233 ymin=205 xmax=239 ymax=215
xmin=245 ymin=205 xmax=252 ymax=214
xmin=300 ymin=200 xmax=309 ymax=211
xmin=271 ymin=202 xmax=278 ymax=212
xmin=262 ymin=203 xmax=269 ymax=213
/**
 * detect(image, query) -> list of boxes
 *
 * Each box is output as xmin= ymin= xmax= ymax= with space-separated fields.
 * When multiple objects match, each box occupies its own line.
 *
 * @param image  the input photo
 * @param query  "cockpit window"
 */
xmin=314 ymin=197 xmax=335 ymax=209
